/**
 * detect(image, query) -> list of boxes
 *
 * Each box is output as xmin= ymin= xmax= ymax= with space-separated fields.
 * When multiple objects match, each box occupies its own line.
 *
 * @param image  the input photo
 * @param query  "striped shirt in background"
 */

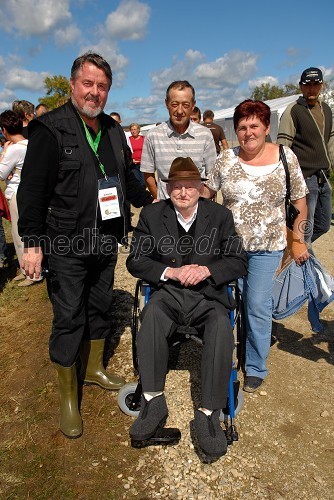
xmin=140 ymin=120 xmax=216 ymax=199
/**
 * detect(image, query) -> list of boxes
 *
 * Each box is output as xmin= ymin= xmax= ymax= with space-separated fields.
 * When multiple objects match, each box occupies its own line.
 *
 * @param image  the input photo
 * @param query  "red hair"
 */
xmin=233 ymin=99 xmax=271 ymax=131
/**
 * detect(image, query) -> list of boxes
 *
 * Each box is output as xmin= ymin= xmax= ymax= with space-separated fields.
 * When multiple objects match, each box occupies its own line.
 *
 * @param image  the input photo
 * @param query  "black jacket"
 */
xmin=17 ymin=101 xmax=153 ymax=251
xmin=126 ymin=198 xmax=247 ymax=309
xmin=277 ymin=96 xmax=334 ymax=176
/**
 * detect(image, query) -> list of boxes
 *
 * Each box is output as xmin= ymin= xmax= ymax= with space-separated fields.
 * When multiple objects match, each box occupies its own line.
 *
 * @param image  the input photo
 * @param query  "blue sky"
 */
xmin=0 ymin=0 xmax=333 ymax=125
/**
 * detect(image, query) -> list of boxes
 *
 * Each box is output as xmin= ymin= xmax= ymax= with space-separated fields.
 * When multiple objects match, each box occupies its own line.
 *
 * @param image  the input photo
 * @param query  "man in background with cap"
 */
xmin=126 ymin=156 xmax=247 ymax=459
xmin=277 ymin=67 xmax=334 ymax=245
xmin=277 ymin=67 xmax=334 ymax=333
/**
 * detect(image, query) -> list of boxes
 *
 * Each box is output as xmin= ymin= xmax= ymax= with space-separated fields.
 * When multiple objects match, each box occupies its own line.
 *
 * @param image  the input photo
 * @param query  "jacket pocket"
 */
xmin=54 ymin=160 xmax=81 ymax=197
xmin=46 ymin=206 xmax=79 ymax=237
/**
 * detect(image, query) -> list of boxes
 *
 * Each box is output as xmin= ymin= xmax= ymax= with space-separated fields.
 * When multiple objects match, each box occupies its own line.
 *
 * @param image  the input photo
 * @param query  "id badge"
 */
xmin=98 ymin=176 xmax=122 ymax=220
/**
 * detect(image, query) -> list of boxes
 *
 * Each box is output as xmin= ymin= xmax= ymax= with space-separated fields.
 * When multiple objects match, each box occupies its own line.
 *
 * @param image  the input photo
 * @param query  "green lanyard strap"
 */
xmin=81 ymin=118 xmax=107 ymax=179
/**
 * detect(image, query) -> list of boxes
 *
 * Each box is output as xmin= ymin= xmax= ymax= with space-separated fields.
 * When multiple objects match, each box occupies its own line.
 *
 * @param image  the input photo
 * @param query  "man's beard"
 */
xmin=71 ymin=95 xmax=103 ymax=119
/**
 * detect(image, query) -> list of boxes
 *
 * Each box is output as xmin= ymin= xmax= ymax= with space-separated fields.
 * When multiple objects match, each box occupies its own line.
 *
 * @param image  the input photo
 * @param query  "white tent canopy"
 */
xmin=214 ymin=95 xmax=300 ymax=122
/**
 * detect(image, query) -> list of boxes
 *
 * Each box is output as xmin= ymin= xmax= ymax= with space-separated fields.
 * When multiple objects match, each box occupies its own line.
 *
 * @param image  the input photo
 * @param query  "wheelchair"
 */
xmin=118 ymin=279 xmax=246 ymax=445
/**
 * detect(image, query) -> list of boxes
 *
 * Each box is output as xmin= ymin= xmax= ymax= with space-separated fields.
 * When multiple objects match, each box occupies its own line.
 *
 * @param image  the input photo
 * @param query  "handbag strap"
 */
xmin=279 ymin=144 xmax=291 ymax=200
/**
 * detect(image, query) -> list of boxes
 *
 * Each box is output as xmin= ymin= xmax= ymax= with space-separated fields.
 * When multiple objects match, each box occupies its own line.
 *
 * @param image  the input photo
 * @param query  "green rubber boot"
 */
xmin=80 ymin=339 xmax=125 ymax=391
xmin=55 ymin=363 xmax=83 ymax=439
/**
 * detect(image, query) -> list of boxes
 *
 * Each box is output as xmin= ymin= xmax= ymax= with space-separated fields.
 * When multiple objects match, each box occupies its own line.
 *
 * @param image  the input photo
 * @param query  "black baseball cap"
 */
xmin=299 ymin=67 xmax=323 ymax=85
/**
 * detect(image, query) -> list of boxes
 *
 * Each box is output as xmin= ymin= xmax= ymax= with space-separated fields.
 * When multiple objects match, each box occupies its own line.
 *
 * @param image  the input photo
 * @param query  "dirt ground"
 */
xmin=0 ymin=209 xmax=333 ymax=499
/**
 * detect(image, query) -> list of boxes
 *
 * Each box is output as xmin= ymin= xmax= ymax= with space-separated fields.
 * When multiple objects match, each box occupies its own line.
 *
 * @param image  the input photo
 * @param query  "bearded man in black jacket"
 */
xmin=17 ymin=52 xmax=153 ymax=439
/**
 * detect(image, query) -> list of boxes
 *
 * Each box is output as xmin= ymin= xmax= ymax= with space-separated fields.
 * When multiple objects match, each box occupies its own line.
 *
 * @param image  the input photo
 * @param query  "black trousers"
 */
xmin=137 ymin=284 xmax=233 ymax=410
xmin=47 ymin=246 xmax=118 ymax=367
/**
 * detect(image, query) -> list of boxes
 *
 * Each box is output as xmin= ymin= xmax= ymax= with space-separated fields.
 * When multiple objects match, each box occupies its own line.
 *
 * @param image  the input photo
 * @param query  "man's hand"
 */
xmin=165 ymin=264 xmax=211 ymax=287
xmin=21 ymin=247 xmax=44 ymax=279
xmin=144 ymin=173 xmax=158 ymax=199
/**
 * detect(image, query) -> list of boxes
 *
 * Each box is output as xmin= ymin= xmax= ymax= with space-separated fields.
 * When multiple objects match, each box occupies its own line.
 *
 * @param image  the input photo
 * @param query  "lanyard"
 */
xmin=81 ymin=118 xmax=108 ymax=179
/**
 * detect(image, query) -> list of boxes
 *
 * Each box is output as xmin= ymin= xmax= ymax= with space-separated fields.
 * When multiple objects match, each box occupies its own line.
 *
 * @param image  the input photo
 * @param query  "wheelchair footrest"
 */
xmin=131 ymin=428 xmax=181 ymax=448
xmin=225 ymin=425 xmax=239 ymax=445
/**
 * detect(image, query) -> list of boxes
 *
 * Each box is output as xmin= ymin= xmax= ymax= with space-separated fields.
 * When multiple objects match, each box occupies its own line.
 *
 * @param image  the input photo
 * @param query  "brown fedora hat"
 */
xmin=162 ymin=156 xmax=208 ymax=182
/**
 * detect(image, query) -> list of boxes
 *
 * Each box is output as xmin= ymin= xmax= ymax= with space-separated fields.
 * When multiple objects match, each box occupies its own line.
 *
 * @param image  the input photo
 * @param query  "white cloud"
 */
xmin=150 ymin=50 xmax=207 ymax=96
xmin=127 ymin=94 xmax=161 ymax=110
xmin=123 ymin=95 xmax=163 ymax=124
xmin=0 ymin=88 xmax=16 ymax=112
xmin=28 ymin=45 xmax=43 ymax=58
xmin=0 ymin=56 xmax=5 ymax=73
xmin=105 ymin=0 xmax=151 ymax=40
xmin=55 ymin=24 xmax=81 ymax=46
xmin=145 ymin=49 xmax=259 ymax=117
xmin=195 ymin=51 xmax=258 ymax=87
xmin=248 ymin=76 xmax=279 ymax=89
xmin=6 ymin=54 xmax=23 ymax=67
xmin=321 ymin=66 xmax=333 ymax=80
xmin=79 ymin=42 xmax=129 ymax=87
xmin=0 ymin=0 xmax=71 ymax=36
xmin=150 ymin=50 xmax=258 ymax=98
xmin=282 ymin=46 xmax=308 ymax=68
xmin=79 ymin=2 xmax=151 ymax=87
xmin=196 ymin=86 xmax=245 ymax=109
xmin=5 ymin=68 xmax=50 ymax=92
xmin=184 ymin=50 xmax=204 ymax=63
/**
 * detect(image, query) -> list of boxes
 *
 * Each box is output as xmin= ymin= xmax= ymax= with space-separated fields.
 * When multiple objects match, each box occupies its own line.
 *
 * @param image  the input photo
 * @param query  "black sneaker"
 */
xmin=243 ymin=376 xmax=263 ymax=393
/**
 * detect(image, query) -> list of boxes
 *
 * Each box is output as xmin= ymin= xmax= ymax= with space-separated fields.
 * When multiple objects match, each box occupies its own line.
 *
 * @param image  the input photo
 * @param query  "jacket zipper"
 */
xmin=307 ymin=104 xmax=331 ymax=169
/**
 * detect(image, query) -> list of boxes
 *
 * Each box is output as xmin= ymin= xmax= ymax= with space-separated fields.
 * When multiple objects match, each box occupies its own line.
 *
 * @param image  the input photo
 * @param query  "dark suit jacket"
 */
xmin=126 ymin=198 xmax=247 ymax=309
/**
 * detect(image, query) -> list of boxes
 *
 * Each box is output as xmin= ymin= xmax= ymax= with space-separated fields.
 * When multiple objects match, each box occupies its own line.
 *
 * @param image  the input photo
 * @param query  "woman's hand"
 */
xmin=3 ymin=141 xmax=13 ymax=152
xmin=290 ymin=196 xmax=310 ymax=265
xmin=291 ymin=240 xmax=310 ymax=265
xmin=201 ymin=184 xmax=216 ymax=199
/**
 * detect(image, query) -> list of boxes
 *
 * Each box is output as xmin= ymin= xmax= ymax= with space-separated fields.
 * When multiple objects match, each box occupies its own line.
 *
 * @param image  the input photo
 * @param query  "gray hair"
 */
xmin=71 ymin=52 xmax=112 ymax=88
xmin=129 ymin=122 xmax=140 ymax=130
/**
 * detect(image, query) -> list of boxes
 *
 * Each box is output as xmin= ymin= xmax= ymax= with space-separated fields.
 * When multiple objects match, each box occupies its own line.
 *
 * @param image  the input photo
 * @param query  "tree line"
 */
xmin=39 ymin=76 xmax=334 ymax=112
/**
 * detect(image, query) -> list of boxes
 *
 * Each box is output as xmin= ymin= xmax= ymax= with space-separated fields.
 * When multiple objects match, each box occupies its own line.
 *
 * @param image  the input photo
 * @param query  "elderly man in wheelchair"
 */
xmin=126 ymin=157 xmax=247 ymax=460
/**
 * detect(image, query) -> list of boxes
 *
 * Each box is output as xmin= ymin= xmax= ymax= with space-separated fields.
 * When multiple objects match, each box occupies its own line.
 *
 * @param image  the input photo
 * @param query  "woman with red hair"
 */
xmin=204 ymin=100 xmax=309 ymax=392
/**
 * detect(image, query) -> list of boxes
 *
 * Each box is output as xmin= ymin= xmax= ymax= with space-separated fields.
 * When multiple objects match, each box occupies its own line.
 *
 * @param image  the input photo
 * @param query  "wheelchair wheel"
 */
xmin=220 ymin=387 xmax=244 ymax=420
xmin=118 ymin=383 xmax=141 ymax=417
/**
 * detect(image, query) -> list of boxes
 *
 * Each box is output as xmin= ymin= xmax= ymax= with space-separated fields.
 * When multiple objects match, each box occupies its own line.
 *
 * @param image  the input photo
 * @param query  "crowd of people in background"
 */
xmin=0 ymin=57 xmax=332 ymax=459
xmin=0 ymin=100 xmax=49 ymax=284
